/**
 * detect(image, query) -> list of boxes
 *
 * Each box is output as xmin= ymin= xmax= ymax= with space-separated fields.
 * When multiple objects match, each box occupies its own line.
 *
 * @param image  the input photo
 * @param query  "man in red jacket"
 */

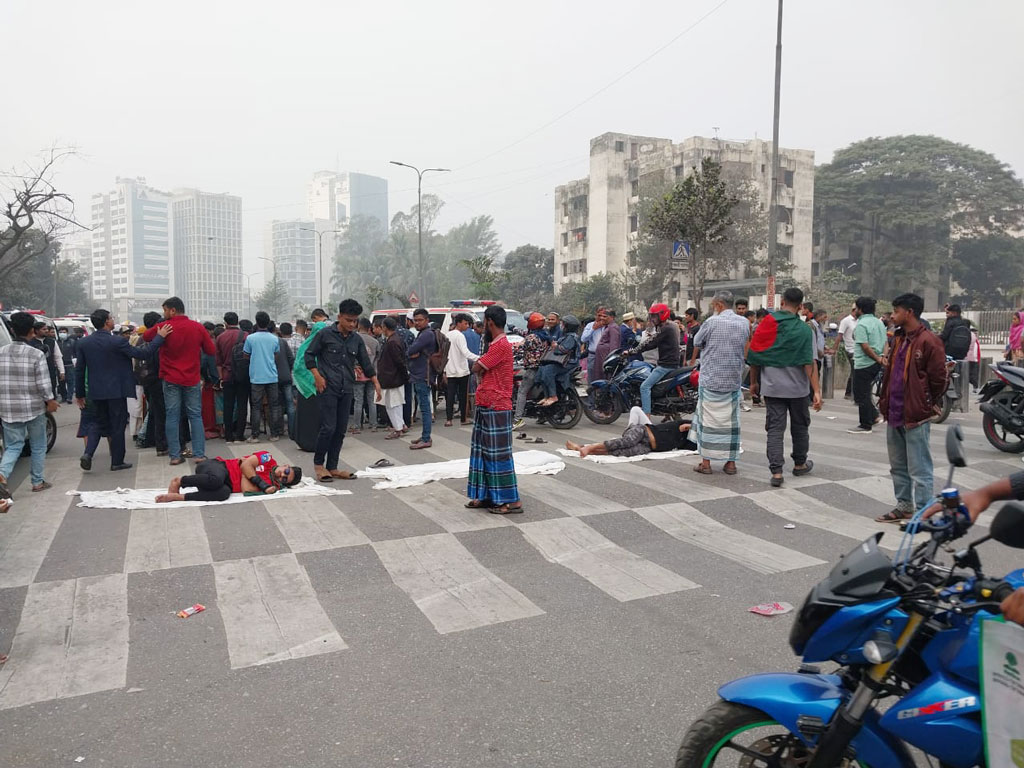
xmin=875 ymin=293 xmax=947 ymax=523
xmin=143 ymin=296 xmax=217 ymax=465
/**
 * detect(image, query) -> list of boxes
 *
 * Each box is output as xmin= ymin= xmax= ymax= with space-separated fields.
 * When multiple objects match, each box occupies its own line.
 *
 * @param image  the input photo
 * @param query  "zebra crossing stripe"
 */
xmin=213 ymin=553 xmax=347 ymax=669
xmin=516 ymin=517 xmax=700 ymax=601
xmin=133 ymin=449 xmax=182 ymax=492
xmin=516 ymin=473 xmax=629 ymax=516
xmin=633 ymin=502 xmax=826 ymax=574
xmin=341 ymin=436 xmax=404 ymax=472
xmin=746 ymin=488 xmax=911 ymax=550
xmin=125 ymin=508 xmax=213 ymax=572
xmin=0 ymin=458 xmax=80 ymax=588
xmin=372 ymin=533 xmax=544 ymax=634
xmin=389 ymin=482 xmax=515 ymax=533
xmin=266 ymin=497 xmax=370 ymax=552
xmin=0 ymin=573 xmax=128 ymax=710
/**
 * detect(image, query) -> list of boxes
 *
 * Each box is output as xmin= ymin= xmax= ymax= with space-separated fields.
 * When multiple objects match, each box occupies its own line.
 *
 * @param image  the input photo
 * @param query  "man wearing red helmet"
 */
xmin=633 ymin=302 xmax=681 ymax=415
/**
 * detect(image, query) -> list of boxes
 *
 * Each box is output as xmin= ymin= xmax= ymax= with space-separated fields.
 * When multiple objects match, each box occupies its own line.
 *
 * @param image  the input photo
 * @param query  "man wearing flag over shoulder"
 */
xmin=747 ymin=287 xmax=823 ymax=488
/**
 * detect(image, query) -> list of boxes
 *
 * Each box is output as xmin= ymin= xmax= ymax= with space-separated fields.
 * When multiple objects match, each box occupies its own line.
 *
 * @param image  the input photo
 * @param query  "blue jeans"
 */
xmin=164 ymin=381 xmax=204 ymax=459
xmin=640 ymin=365 xmax=674 ymax=414
xmin=413 ymin=379 xmax=432 ymax=442
xmin=886 ymin=422 xmax=933 ymax=512
xmin=537 ymin=363 xmax=572 ymax=398
xmin=0 ymin=413 xmax=48 ymax=486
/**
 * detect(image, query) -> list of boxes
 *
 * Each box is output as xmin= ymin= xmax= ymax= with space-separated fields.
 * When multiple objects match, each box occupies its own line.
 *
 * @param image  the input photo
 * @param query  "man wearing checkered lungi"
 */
xmin=465 ymin=305 xmax=522 ymax=515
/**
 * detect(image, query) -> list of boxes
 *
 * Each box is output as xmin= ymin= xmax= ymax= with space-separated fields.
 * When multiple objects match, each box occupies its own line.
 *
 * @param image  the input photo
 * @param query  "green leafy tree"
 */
xmin=495 ymin=244 xmax=554 ymax=311
xmin=254 ymin=271 xmax=291 ymax=320
xmin=815 ymin=135 xmax=1024 ymax=299
xmin=0 ymin=233 xmax=87 ymax=315
xmin=552 ymin=273 xmax=626 ymax=318
xmin=644 ymin=158 xmax=737 ymax=308
xmin=445 ymin=215 xmax=502 ymax=300
xmin=949 ymin=234 xmax=1024 ymax=309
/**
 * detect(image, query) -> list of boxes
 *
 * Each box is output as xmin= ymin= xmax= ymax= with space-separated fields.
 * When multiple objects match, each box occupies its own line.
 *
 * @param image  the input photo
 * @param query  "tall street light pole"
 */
xmin=765 ymin=0 xmax=784 ymax=309
xmin=390 ymin=161 xmax=450 ymax=308
xmin=243 ymin=272 xmax=260 ymax=320
xmin=299 ymin=227 xmax=342 ymax=307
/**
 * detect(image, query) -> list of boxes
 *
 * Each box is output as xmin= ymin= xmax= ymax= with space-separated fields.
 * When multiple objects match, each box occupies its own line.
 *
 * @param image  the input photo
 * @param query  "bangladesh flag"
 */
xmin=746 ymin=311 xmax=814 ymax=368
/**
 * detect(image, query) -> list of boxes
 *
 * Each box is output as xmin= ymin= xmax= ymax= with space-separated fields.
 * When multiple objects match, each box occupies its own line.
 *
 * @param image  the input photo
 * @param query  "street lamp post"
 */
xmin=243 ymin=271 xmax=260 ymax=320
xmin=299 ymin=227 xmax=342 ymax=307
xmin=765 ymin=0 xmax=784 ymax=309
xmin=390 ymin=161 xmax=450 ymax=308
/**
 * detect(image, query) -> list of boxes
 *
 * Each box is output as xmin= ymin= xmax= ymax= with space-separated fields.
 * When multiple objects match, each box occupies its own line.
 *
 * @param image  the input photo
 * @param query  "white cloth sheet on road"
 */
xmin=357 ymin=449 xmax=564 ymax=489
xmin=557 ymin=447 xmax=699 ymax=464
xmin=68 ymin=477 xmax=352 ymax=510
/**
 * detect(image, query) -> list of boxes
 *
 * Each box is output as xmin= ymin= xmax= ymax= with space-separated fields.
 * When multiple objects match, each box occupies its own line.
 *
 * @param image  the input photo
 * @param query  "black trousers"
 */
xmin=144 ymin=380 xmax=167 ymax=451
xmin=315 ymin=390 xmax=353 ymax=470
xmin=852 ymin=363 xmax=881 ymax=429
xmin=403 ymin=381 xmax=413 ymax=426
xmin=844 ymin=349 xmax=855 ymax=396
xmin=445 ymin=375 xmax=469 ymax=422
xmin=87 ymin=397 xmax=129 ymax=465
xmin=182 ymin=459 xmax=232 ymax=502
xmin=222 ymin=380 xmax=249 ymax=441
xmin=764 ymin=396 xmax=810 ymax=474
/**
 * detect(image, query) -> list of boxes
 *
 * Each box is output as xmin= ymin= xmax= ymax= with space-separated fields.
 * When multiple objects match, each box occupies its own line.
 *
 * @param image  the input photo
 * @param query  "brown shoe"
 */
xmin=32 ymin=481 xmax=53 ymax=492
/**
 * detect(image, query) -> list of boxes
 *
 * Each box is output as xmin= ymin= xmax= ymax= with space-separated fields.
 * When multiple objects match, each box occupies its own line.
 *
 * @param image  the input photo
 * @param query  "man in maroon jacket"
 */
xmin=143 ymin=296 xmax=217 ymax=465
xmin=875 ymin=293 xmax=947 ymax=523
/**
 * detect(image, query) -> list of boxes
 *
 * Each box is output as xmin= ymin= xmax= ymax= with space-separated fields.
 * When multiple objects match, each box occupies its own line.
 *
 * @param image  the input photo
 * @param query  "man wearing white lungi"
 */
xmin=692 ymin=290 xmax=750 ymax=475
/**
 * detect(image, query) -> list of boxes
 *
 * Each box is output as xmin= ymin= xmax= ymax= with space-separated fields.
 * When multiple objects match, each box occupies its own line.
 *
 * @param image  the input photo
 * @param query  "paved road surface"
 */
xmin=0 ymin=398 xmax=1020 ymax=767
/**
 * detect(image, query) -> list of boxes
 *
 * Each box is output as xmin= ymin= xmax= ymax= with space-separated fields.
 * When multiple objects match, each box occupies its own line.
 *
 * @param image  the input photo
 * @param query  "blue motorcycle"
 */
xmin=584 ymin=350 xmax=699 ymax=425
xmin=676 ymin=425 xmax=1024 ymax=767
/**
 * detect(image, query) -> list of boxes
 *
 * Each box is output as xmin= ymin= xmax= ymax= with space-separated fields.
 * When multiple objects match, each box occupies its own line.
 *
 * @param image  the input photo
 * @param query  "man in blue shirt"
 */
xmin=243 ymin=311 xmax=282 ymax=442
xmin=407 ymin=308 xmax=436 ymax=449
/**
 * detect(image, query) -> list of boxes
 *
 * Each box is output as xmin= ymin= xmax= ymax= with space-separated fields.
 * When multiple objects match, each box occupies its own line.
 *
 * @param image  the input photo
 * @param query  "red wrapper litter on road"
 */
xmin=177 ymin=604 xmax=205 ymax=619
xmin=748 ymin=601 xmax=794 ymax=616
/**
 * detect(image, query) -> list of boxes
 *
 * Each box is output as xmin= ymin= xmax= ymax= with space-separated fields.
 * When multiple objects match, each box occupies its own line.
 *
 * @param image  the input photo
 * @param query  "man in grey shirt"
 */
xmin=747 ymin=287 xmax=823 ymax=488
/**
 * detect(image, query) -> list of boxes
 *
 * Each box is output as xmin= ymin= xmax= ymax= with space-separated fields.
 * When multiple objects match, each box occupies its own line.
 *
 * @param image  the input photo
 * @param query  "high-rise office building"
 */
xmin=306 ymin=171 xmax=389 ymax=303
xmin=60 ymin=231 xmax=93 ymax=300
xmin=89 ymin=177 xmax=173 ymax=320
xmin=171 ymin=189 xmax=243 ymax=322
xmin=265 ymin=220 xmax=317 ymax=314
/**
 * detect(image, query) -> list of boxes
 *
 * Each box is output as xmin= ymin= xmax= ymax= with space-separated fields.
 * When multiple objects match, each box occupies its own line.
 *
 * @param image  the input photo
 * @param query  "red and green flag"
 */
xmin=747 ymin=311 xmax=814 ymax=368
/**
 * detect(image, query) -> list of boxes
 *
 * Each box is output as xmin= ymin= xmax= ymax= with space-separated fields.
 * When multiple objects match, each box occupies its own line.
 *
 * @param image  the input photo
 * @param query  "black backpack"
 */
xmin=946 ymin=322 xmax=971 ymax=360
xmin=231 ymin=331 xmax=250 ymax=383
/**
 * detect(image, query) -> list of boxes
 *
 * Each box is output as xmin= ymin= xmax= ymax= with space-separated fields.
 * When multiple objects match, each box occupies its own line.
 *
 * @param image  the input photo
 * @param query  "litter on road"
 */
xmin=176 ymin=604 xmax=206 ymax=619
xmin=749 ymin=602 xmax=795 ymax=616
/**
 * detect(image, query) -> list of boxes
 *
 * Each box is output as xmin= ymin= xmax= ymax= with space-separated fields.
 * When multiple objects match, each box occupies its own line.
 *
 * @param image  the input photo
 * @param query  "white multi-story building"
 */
xmin=306 ymin=171 xmax=389 ymax=303
xmin=171 ymin=189 xmax=243 ymax=322
xmin=90 ymin=177 xmax=174 ymax=320
xmin=553 ymin=132 xmax=815 ymax=308
xmin=264 ymin=220 xmax=317 ymax=314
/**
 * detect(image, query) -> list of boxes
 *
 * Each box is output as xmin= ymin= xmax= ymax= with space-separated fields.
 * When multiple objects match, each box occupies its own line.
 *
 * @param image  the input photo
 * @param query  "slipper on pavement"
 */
xmin=371 ymin=458 xmax=394 ymax=468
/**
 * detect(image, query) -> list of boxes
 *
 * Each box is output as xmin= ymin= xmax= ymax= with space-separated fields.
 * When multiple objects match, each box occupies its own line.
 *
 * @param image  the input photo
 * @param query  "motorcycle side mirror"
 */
xmin=990 ymin=502 xmax=1024 ymax=549
xmin=945 ymin=425 xmax=967 ymax=468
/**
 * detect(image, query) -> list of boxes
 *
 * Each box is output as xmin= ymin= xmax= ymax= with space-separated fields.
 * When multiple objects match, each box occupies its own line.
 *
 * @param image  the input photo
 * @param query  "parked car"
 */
xmin=369 ymin=300 xmax=526 ymax=343
xmin=0 ymin=313 xmax=58 ymax=457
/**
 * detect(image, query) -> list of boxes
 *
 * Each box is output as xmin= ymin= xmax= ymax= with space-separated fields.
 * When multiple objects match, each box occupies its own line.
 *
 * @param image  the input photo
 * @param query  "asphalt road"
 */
xmin=0 ymin=396 xmax=1021 ymax=768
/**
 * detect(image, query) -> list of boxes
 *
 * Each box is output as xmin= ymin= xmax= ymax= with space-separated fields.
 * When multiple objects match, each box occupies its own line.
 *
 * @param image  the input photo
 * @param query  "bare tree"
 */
xmin=0 ymin=147 xmax=85 ymax=282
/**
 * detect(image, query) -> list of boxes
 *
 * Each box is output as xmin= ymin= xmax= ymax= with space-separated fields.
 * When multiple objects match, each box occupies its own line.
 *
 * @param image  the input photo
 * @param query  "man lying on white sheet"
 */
xmin=565 ymin=407 xmax=696 ymax=459
xmin=155 ymin=451 xmax=301 ymax=503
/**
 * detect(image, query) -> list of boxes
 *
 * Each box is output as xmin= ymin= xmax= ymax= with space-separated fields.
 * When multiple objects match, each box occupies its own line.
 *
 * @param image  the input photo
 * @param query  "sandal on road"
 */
xmin=329 ymin=470 xmax=355 ymax=480
xmin=489 ymin=503 xmax=524 ymax=515
xmin=465 ymin=499 xmax=492 ymax=509
xmin=371 ymin=458 xmax=393 ymax=468
xmin=693 ymin=464 xmax=713 ymax=475
xmin=876 ymin=508 xmax=913 ymax=524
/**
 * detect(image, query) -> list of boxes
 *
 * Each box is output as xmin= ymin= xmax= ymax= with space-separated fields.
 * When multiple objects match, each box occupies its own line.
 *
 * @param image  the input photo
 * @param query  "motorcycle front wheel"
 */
xmin=583 ymin=390 xmax=622 ymax=425
xmin=676 ymin=700 xmax=866 ymax=768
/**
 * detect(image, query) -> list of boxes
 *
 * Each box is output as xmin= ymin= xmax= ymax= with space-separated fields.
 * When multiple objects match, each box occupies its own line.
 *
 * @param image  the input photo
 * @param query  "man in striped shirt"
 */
xmin=0 ymin=312 xmax=60 ymax=511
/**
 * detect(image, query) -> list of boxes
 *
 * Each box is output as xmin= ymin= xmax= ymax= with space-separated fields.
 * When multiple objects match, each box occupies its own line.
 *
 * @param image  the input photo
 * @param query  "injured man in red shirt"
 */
xmin=155 ymin=450 xmax=302 ymax=503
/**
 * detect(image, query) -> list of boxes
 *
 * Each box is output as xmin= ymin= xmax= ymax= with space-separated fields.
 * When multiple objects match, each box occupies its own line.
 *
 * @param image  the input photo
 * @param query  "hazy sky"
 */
xmin=3 ymin=0 xmax=1022 ymax=291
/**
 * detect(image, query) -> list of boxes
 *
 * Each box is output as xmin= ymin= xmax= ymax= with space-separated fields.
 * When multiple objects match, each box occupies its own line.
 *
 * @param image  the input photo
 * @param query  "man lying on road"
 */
xmin=565 ymin=406 xmax=696 ymax=459
xmin=155 ymin=449 xmax=302 ymax=503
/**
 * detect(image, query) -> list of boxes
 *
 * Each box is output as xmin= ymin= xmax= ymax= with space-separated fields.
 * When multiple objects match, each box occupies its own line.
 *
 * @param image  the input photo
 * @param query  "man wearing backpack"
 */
xmin=215 ymin=311 xmax=248 ymax=444
xmin=941 ymin=304 xmax=971 ymax=360
xmin=406 ymin=308 xmax=436 ymax=449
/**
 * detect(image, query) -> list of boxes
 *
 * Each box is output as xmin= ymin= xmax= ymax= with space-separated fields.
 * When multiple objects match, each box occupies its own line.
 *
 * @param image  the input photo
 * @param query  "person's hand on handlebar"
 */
xmin=923 ymin=488 xmax=992 ymax=524
xmin=1002 ymin=587 xmax=1024 ymax=626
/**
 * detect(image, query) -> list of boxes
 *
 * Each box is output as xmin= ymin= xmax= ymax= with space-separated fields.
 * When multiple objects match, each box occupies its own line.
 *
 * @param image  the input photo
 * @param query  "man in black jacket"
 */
xmin=940 ymin=304 xmax=971 ymax=359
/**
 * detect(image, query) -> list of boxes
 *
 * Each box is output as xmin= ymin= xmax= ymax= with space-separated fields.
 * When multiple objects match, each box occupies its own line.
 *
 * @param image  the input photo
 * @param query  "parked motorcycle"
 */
xmin=584 ymin=350 xmax=698 ymax=425
xmin=978 ymin=358 xmax=1024 ymax=452
xmin=512 ymin=362 xmax=583 ymax=430
xmin=675 ymin=424 xmax=1024 ymax=767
